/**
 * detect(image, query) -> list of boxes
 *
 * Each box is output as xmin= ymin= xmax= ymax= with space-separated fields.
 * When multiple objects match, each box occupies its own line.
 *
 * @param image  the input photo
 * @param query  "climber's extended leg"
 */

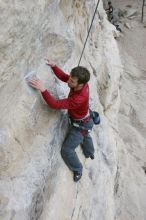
xmin=61 ymin=126 xmax=84 ymax=180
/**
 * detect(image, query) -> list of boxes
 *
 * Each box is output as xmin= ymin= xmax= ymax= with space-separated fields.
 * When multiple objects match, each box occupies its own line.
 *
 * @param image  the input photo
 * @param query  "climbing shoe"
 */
xmin=73 ymin=171 xmax=82 ymax=182
xmin=85 ymin=154 xmax=94 ymax=160
xmin=90 ymin=154 xmax=94 ymax=160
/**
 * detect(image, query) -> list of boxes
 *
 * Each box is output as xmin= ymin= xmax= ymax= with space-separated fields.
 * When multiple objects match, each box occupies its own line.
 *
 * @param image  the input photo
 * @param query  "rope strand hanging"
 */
xmin=78 ymin=0 xmax=100 ymax=66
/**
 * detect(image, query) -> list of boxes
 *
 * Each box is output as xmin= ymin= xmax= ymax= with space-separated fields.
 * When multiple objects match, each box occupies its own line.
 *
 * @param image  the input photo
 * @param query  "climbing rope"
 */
xmin=78 ymin=0 xmax=100 ymax=66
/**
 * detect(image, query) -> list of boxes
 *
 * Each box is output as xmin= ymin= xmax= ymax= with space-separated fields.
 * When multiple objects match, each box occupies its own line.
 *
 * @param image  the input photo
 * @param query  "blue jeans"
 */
xmin=61 ymin=118 xmax=94 ymax=173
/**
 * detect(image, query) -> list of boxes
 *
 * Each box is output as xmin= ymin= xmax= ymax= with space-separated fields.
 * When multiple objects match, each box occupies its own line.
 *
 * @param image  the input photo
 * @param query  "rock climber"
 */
xmin=105 ymin=2 xmax=122 ymax=33
xmin=106 ymin=1 xmax=114 ymax=22
xmin=28 ymin=59 xmax=95 ymax=182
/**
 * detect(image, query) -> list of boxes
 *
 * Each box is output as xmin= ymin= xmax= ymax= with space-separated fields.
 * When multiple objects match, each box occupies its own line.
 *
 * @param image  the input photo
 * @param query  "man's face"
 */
xmin=67 ymin=76 xmax=79 ymax=89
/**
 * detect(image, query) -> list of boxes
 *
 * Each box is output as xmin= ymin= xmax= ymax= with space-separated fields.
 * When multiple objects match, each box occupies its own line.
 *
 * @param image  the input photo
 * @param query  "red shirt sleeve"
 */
xmin=51 ymin=65 xmax=69 ymax=82
xmin=41 ymin=90 xmax=85 ymax=109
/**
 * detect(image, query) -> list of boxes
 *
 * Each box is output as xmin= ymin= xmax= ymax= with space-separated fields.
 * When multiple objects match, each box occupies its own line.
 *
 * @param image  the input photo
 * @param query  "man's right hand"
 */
xmin=28 ymin=79 xmax=46 ymax=92
xmin=45 ymin=59 xmax=55 ymax=67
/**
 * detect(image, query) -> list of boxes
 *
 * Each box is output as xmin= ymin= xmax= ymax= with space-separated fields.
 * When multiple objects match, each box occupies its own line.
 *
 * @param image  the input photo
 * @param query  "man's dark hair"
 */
xmin=70 ymin=66 xmax=90 ymax=84
xmin=108 ymin=1 xmax=112 ymax=5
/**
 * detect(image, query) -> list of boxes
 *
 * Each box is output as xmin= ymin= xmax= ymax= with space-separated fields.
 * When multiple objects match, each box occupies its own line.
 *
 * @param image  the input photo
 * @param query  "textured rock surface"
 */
xmin=0 ymin=0 xmax=146 ymax=220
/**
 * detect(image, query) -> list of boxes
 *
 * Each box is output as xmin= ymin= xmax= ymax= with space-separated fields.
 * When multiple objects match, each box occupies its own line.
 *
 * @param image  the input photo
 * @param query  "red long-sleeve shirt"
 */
xmin=41 ymin=65 xmax=89 ymax=119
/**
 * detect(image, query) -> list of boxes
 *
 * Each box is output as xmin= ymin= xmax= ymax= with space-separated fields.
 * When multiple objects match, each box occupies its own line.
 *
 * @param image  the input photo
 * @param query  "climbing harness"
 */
xmin=78 ymin=0 xmax=100 ymax=66
xmin=69 ymin=110 xmax=100 ymax=131
xmin=69 ymin=116 xmax=92 ymax=132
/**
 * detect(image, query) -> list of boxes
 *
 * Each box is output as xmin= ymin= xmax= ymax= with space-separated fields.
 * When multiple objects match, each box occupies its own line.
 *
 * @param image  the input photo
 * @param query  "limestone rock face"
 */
xmin=0 ymin=0 xmax=146 ymax=220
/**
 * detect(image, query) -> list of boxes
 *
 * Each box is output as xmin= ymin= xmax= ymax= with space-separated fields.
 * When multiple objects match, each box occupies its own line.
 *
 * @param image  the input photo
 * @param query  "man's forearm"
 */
xmin=41 ymin=89 xmax=61 ymax=109
xmin=51 ymin=65 xmax=69 ymax=83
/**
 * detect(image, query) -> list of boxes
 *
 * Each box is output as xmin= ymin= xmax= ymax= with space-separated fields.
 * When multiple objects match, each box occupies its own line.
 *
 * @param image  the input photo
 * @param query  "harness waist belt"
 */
xmin=69 ymin=116 xmax=91 ymax=132
xmin=70 ymin=115 xmax=91 ymax=124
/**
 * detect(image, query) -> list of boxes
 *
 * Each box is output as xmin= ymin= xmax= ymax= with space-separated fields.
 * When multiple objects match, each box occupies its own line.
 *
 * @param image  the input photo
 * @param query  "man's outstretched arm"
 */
xmin=41 ymin=89 xmax=84 ymax=109
xmin=28 ymin=79 xmax=84 ymax=109
xmin=46 ymin=59 xmax=69 ymax=83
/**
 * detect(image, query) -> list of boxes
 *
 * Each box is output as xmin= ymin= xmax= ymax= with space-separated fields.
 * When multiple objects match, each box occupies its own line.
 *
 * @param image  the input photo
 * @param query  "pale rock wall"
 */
xmin=0 ymin=0 xmax=123 ymax=220
xmin=115 ymin=48 xmax=146 ymax=220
